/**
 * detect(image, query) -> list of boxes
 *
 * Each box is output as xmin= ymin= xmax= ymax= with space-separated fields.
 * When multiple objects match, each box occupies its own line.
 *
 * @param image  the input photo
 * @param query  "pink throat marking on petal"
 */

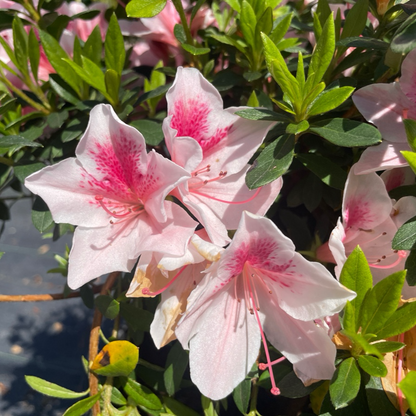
xmin=344 ymin=199 xmax=372 ymax=229
xmin=142 ymin=265 xmax=188 ymax=297
xmin=170 ymin=98 xmax=230 ymax=153
xmin=94 ymin=195 xmax=144 ymax=225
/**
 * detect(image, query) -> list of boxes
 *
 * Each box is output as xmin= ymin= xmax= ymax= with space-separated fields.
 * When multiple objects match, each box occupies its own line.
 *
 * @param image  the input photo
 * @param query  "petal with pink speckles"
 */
xmin=398 ymin=49 xmax=416 ymax=106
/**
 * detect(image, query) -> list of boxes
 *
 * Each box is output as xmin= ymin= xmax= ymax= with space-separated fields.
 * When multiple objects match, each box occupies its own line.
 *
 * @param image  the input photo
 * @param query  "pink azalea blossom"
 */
xmin=317 ymin=166 xmax=416 ymax=298
xmin=127 ymin=230 xmax=223 ymax=348
xmin=57 ymin=2 xmax=109 ymax=41
xmin=175 ymin=211 xmax=355 ymax=400
xmin=164 ymin=67 xmax=283 ymax=246
xmin=121 ymin=0 xmax=215 ymax=66
xmin=352 ymin=49 xmax=416 ymax=174
xmin=25 ymin=104 xmax=197 ymax=289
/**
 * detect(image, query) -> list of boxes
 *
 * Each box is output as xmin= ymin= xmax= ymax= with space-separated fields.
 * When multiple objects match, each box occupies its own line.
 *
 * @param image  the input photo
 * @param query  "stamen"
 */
xmin=244 ymin=264 xmax=280 ymax=396
xmin=403 ymin=108 xmax=408 ymax=120
xmin=202 ymin=171 xmax=227 ymax=185
xmin=259 ymin=356 xmax=286 ymax=370
xmin=191 ymin=187 xmax=262 ymax=205
xmin=142 ymin=265 xmax=188 ymax=297
xmin=95 ymin=195 xmax=144 ymax=222
xmin=369 ymin=250 xmax=407 ymax=269
xmin=357 ymin=230 xmax=388 ymax=245
xmin=192 ymin=165 xmax=211 ymax=176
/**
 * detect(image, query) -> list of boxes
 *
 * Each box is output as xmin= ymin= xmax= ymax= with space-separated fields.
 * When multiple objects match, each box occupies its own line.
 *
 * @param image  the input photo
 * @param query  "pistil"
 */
xmin=142 ymin=265 xmax=188 ymax=297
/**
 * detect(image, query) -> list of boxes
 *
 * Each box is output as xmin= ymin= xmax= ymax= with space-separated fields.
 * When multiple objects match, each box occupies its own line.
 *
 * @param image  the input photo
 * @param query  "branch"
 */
xmin=88 ymin=272 xmax=120 ymax=416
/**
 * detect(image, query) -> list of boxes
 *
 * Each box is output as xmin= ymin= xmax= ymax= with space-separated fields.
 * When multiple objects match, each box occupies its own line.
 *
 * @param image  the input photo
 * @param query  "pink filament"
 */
xmin=369 ymin=250 xmax=407 ymax=269
xmin=142 ymin=265 xmax=188 ymax=297
xmin=192 ymin=187 xmax=262 ymax=205
xmin=258 ymin=356 xmax=286 ymax=371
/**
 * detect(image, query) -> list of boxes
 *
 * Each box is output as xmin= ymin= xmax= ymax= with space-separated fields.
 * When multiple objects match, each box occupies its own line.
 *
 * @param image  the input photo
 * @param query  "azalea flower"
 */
xmin=25 ymin=104 xmax=197 ymax=289
xmin=317 ymin=166 xmax=416 ymax=298
xmin=164 ymin=67 xmax=283 ymax=246
xmin=175 ymin=211 xmax=355 ymax=400
xmin=127 ymin=230 xmax=223 ymax=348
xmin=352 ymin=49 xmax=416 ymax=174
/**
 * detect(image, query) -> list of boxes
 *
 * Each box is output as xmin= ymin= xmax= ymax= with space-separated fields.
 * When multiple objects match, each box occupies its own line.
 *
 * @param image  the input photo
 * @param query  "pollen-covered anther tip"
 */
xmin=95 ymin=195 xmax=104 ymax=201
xmin=142 ymin=288 xmax=151 ymax=295
xmin=258 ymin=363 xmax=268 ymax=370
xmin=398 ymin=250 xmax=407 ymax=258
xmin=271 ymin=387 xmax=280 ymax=396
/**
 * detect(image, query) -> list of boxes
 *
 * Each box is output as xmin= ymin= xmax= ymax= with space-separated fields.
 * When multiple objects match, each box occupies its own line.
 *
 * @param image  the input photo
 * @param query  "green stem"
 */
xmin=171 ymin=0 xmax=194 ymax=45
xmin=248 ymin=379 xmax=259 ymax=415
xmin=101 ymin=377 xmax=114 ymax=416
xmin=22 ymin=0 xmax=40 ymax=23
xmin=0 ymin=157 xmax=13 ymax=167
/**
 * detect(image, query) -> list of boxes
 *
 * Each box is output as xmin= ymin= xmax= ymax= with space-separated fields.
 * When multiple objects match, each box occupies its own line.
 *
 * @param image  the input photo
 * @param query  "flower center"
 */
xmin=95 ymin=195 xmax=144 ymax=224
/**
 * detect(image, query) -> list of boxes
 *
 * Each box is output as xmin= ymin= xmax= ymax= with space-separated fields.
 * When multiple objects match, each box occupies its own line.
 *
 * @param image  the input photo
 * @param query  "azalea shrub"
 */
xmin=2 ymin=0 xmax=416 ymax=415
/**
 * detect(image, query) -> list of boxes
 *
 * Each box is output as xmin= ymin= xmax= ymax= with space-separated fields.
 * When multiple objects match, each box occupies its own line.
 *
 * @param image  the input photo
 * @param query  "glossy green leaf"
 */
xmin=39 ymin=30 xmax=81 ymax=96
xmin=28 ymin=28 xmax=40 ymax=81
xmin=365 ymin=375 xmax=400 ymax=416
xmin=269 ymin=13 xmax=293 ymax=45
xmin=357 ymin=356 xmax=387 ymax=377
xmin=307 ymin=14 xmax=335 ymax=88
xmin=83 ymin=26 xmax=102 ymax=65
xmin=0 ymin=135 xmax=42 ymax=150
xmin=25 ymin=376 xmax=89 ymax=399
xmin=232 ymin=378 xmax=251 ymax=414
xmin=307 ymin=86 xmax=354 ymax=116
xmin=392 ymin=215 xmax=416 ymax=249
xmin=62 ymin=393 xmax=101 ymax=416
xmin=286 ymin=120 xmax=309 ymax=135
xmin=49 ymin=74 xmax=80 ymax=105
xmin=296 ymin=153 xmax=347 ymax=189
xmin=374 ymin=300 xmax=416 ymax=339
xmin=240 ymin=0 xmax=257 ymax=47
xmin=309 ymin=118 xmax=382 ymax=147
xmin=405 ymin=250 xmax=416 ymax=286
xmin=340 ymin=0 xmax=369 ymax=41
xmin=245 ymin=134 xmax=295 ymax=189
xmin=397 ymin=371 xmax=416 ymax=414
xmin=119 ymin=303 xmax=153 ymax=332
xmin=202 ymin=396 xmax=218 ymax=416
xmin=342 ymin=301 xmax=355 ymax=332
xmin=402 ymin=150 xmax=416 ymax=175
xmin=95 ymin=295 xmax=120 ymax=320
xmin=329 ymin=357 xmax=361 ymax=409
xmin=181 ymin=44 xmax=210 ymax=55
xmin=123 ymin=378 xmax=163 ymax=410
xmin=336 ymin=36 xmax=389 ymax=50
xmin=31 ymin=196 xmax=53 ymax=233
xmin=209 ymin=33 xmax=247 ymax=55
xmin=136 ymin=83 xmax=172 ymax=105
xmin=47 ymin=110 xmax=69 ymax=129
xmin=391 ymin=13 xmax=416 ymax=53
xmin=126 ymin=0 xmax=167 ymax=18
xmin=130 ymin=119 xmax=163 ymax=146
xmin=105 ymin=14 xmax=125 ymax=76
xmin=12 ymin=17 xmax=29 ymax=76
xmin=404 ymin=118 xmax=416 ymax=152
xmin=315 ymin=0 xmax=331 ymax=29
xmin=173 ymin=23 xmax=186 ymax=44
xmin=91 ymin=340 xmax=138 ymax=377
xmin=111 ymin=386 xmax=127 ymax=406
xmin=247 ymin=91 xmax=260 ymax=107
xmin=254 ymin=7 xmax=273 ymax=50
xmin=359 ymin=271 xmax=406 ymax=336
xmin=371 ymin=341 xmax=405 ymax=354
xmin=235 ymin=108 xmax=288 ymax=122
xmin=105 ymin=69 xmax=120 ymax=104
xmin=164 ymin=341 xmax=189 ymax=396
xmin=162 ymin=396 xmax=200 ymax=416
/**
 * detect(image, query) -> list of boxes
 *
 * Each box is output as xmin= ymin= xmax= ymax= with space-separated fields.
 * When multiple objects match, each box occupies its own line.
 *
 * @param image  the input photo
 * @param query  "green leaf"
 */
xmin=136 ymin=83 xmax=171 ymax=106
xmin=126 ymin=0 xmax=167 ymax=18
xmin=342 ymin=301 xmax=356 ymax=332
xmin=105 ymin=14 xmax=125 ymax=76
xmin=339 ymin=246 xmax=372 ymax=331
xmin=14 ymin=162 xmax=45 ymax=182
xmin=31 ymin=196 xmax=53 ymax=233
xmin=343 ymin=330 xmax=383 ymax=359
xmin=232 ymin=378 xmax=251 ymax=414
xmin=397 ymin=371 xmax=416 ymax=414
xmin=0 ymin=252 xmax=4 ymax=260
xmin=62 ymin=393 xmax=101 ymax=416
xmin=391 ymin=13 xmax=416 ymax=53
xmin=0 ymin=97 xmax=17 ymax=116
xmin=286 ymin=120 xmax=309 ymax=135
xmin=329 ymin=357 xmax=361 ymax=409
xmin=245 ymin=134 xmax=295 ymax=189
xmin=130 ymin=120 xmax=163 ymax=146
xmin=336 ymin=36 xmax=389 ymax=50
xmin=254 ymin=7 xmax=273 ymax=51
xmin=162 ymin=396 xmax=200 ymax=416
xmin=173 ymin=24 xmax=186 ymax=44
xmin=163 ymin=341 xmax=189 ymax=396
xmin=277 ymin=371 xmax=322 ymax=398
xmin=240 ymin=0 xmax=257 ymax=47
xmin=309 ymin=118 xmax=382 ymax=147
xmin=25 ymin=376 xmax=89 ymax=399
xmin=357 ymin=356 xmax=387 ymax=377
xmin=123 ymin=378 xmax=163 ymax=410
xmin=181 ymin=44 xmax=210 ymax=55
xmin=404 ymin=118 xmax=416 ymax=152
xmin=296 ymin=153 xmax=347 ymax=190
xmin=370 ymin=341 xmax=405 ymax=354
xmin=95 ymin=295 xmax=120 ymax=320
xmin=269 ymin=13 xmax=293 ymax=45
xmin=47 ymin=110 xmax=69 ymax=129
xmin=91 ymin=340 xmax=139 ymax=377
xmin=12 ymin=17 xmax=29 ymax=76
xmin=340 ymin=0 xmax=369 ymax=41
xmin=247 ymin=91 xmax=260 ymax=107
xmin=359 ymin=271 xmax=406 ymax=336
xmin=83 ymin=26 xmax=102 ymax=66
xmin=105 ymin=69 xmax=120 ymax=105
xmin=374 ymin=300 xmax=416 ymax=339
xmin=307 ymin=86 xmax=354 ymax=116
xmin=392 ymin=215 xmax=416 ymax=249
xmin=119 ymin=303 xmax=153 ymax=332
xmin=235 ymin=108 xmax=288 ymax=122
xmin=0 ymin=135 xmax=42 ymax=150
xmin=201 ymin=396 xmax=218 ymax=416
xmin=111 ymin=386 xmax=127 ymax=406
xmin=402 ymin=150 xmax=416 ymax=175
xmin=28 ymin=28 xmax=40 ymax=81
xmin=49 ymin=74 xmax=80 ymax=105
xmin=209 ymin=33 xmax=247 ymax=55
xmin=405 ymin=250 xmax=416 ymax=286
xmin=306 ymin=14 xmax=335 ymax=88
xmin=39 ymin=30 xmax=81 ymax=96
xmin=261 ymin=32 xmax=300 ymax=103
xmin=315 ymin=0 xmax=331 ymax=29
xmin=365 ymin=375 xmax=400 ymax=416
